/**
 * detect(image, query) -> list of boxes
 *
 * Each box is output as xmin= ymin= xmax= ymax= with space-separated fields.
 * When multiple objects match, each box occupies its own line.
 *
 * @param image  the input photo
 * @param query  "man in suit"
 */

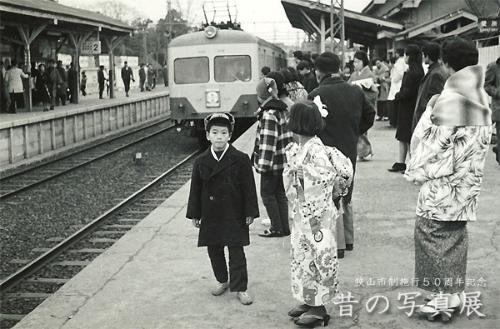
xmin=138 ymin=63 xmax=146 ymax=92
xmin=97 ymin=65 xmax=107 ymax=99
xmin=121 ymin=61 xmax=135 ymax=97
xmin=308 ymin=52 xmax=375 ymax=258
xmin=56 ymin=60 xmax=67 ymax=105
xmin=411 ymin=42 xmax=448 ymax=132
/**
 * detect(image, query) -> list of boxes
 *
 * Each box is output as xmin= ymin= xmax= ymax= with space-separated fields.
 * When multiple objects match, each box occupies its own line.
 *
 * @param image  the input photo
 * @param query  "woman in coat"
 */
xmin=405 ymin=37 xmax=492 ymax=322
xmin=388 ymin=45 xmax=424 ymax=173
xmin=348 ymin=51 xmax=378 ymax=160
xmin=284 ymin=100 xmax=353 ymax=327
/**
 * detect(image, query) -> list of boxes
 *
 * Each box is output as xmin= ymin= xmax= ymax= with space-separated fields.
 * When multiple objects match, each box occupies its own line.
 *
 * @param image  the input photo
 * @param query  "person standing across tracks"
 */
xmin=97 ymin=65 xmax=107 ymax=99
xmin=4 ymin=59 xmax=29 ymax=113
xmin=405 ymin=37 xmax=492 ymax=322
xmin=284 ymin=100 xmax=353 ymax=327
xmin=121 ymin=61 xmax=135 ymax=97
xmin=308 ymin=52 xmax=375 ymax=258
xmin=186 ymin=112 xmax=259 ymax=306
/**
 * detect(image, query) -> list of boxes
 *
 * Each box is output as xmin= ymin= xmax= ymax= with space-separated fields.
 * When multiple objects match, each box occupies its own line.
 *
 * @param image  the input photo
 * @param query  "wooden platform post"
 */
xmin=104 ymin=36 xmax=126 ymax=99
xmin=16 ymin=24 xmax=46 ymax=112
xmin=68 ymin=32 xmax=92 ymax=104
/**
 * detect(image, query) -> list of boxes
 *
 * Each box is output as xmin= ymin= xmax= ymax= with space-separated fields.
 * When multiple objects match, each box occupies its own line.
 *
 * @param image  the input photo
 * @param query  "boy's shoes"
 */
xmin=346 ymin=243 xmax=354 ymax=251
xmin=388 ymin=162 xmax=406 ymax=172
xmin=211 ymin=282 xmax=229 ymax=296
xmin=258 ymin=229 xmax=283 ymax=238
xmin=236 ymin=291 xmax=253 ymax=305
xmin=338 ymin=249 xmax=345 ymax=259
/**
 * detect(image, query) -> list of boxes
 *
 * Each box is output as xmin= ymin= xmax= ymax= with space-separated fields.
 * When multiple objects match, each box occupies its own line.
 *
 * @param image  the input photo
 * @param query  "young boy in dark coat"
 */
xmin=186 ymin=112 xmax=259 ymax=305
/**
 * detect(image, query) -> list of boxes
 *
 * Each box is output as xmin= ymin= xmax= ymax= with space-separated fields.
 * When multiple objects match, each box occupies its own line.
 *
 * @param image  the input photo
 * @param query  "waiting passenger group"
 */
xmin=186 ymin=37 xmax=497 ymax=327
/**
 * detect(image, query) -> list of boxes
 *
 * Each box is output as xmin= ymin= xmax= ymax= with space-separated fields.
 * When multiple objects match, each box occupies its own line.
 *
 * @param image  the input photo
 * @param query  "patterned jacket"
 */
xmin=405 ymin=65 xmax=492 ymax=221
xmin=253 ymin=98 xmax=293 ymax=174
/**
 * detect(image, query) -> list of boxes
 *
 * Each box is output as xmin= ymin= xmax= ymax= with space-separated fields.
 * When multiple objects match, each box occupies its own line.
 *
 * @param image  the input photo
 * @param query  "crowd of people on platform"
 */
xmin=0 ymin=59 xmax=169 ymax=113
xmin=186 ymin=37 xmax=498 ymax=327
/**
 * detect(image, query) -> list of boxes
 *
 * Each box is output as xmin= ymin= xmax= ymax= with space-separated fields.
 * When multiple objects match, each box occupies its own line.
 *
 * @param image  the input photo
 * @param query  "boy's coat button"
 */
xmin=209 ymin=196 xmax=214 ymax=200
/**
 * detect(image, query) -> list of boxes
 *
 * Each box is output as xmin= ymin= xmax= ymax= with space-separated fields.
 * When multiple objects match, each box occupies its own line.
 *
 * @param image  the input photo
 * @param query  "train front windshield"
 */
xmin=214 ymin=55 xmax=251 ymax=82
xmin=174 ymin=57 xmax=209 ymax=84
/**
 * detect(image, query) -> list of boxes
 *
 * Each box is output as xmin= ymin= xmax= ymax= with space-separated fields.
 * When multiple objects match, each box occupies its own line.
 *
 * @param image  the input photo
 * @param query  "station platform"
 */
xmin=12 ymin=122 xmax=500 ymax=329
xmin=0 ymin=88 xmax=169 ymax=173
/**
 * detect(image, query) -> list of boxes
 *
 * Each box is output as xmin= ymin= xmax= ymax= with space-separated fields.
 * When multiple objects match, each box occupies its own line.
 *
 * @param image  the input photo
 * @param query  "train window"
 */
xmin=214 ymin=55 xmax=251 ymax=82
xmin=174 ymin=57 xmax=209 ymax=84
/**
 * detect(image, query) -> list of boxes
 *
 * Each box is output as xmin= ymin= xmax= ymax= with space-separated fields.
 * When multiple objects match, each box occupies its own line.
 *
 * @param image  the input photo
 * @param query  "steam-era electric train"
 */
xmin=168 ymin=26 xmax=287 ymax=142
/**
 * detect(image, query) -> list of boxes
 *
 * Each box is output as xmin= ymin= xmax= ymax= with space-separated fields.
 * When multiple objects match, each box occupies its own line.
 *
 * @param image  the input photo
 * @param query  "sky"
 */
xmin=60 ymin=0 xmax=372 ymax=46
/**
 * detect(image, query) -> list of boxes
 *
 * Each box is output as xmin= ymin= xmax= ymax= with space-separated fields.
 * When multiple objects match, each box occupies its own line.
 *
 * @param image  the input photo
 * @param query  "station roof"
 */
xmin=281 ymin=0 xmax=404 ymax=46
xmin=393 ymin=9 xmax=478 ymax=41
xmin=0 ymin=0 xmax=133 ymax=34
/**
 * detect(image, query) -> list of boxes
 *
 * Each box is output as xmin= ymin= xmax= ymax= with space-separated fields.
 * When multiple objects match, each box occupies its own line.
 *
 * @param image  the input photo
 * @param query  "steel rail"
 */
xmin=0 ymin=118 xmax=176 ymax=200
xmin=0 ymin=149 xmax=199 ymax=293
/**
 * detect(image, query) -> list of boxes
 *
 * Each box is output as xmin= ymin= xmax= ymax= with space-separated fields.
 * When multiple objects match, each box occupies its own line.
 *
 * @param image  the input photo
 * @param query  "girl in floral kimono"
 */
xmin=283 ymin=100 xmax=353 ymax=327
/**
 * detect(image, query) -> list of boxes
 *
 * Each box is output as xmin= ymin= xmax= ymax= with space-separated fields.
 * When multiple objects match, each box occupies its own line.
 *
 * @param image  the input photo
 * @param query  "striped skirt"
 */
xmin=414 ymin=216 xmax=468 ymax=293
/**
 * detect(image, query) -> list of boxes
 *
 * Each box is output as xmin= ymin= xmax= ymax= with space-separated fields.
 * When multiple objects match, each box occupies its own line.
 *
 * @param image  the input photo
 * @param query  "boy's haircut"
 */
xmin=288 ymin=100 xmax=325 ymax=137
xmin=314 ymin=52 xmax=340 ymax=74
xmin=396 ymin=48 xmax=405 ymax=57
xmin=296 ymin=60 xmax=311 ymax=71
xmin=353 ymin=50 xmax=370 ymax=67
xmin=261 ymin=66 xmax=271 ymax=76
xmin=422 ymin=42 xmax=441 ymax=62
xmin=204 ymin=112 xmax=235 ymax=133
xmin=442 ymin=37 xmax=478 ymax=72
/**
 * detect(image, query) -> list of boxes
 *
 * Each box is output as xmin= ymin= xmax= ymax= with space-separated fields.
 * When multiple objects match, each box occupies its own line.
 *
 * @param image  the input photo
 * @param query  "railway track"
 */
xmin=0 ymin=150 xmax=200 ymax=329
xmin=0 ymin=117 xmax=175 ymax=200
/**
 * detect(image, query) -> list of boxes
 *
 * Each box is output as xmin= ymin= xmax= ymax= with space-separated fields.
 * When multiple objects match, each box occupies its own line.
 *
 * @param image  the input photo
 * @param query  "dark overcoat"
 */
xmin=395 ymin=67 xmax=424 ymax=143
xmin=308 ymin=75 xmax=375 ymax=166
xmin=186 ymin=145 xmax=259 ymax=247
xmin=411 ymin=62 xmax=448 ymax=131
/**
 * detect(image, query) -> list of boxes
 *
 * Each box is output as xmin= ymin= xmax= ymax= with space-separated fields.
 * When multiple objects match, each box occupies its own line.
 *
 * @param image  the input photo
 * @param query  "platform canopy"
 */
xmin=281 ymin=0 xmax=404 ymax=47
xmin=0 ymin=0 xmax=135 ymax=109
xmin=0 ymin=0 xmax=133 ymax=35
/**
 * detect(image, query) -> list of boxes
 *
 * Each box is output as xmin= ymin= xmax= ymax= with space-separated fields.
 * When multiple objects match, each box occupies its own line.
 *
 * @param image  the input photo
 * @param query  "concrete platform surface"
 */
xmin=12 ymin=121 xmax=500 ymax=329
xmin=0 ymin=88 xmax=169 ymax=129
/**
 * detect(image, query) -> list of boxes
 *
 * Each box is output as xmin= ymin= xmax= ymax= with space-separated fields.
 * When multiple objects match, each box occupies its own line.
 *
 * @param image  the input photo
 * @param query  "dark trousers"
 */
xmin=377 ymin=100 xmax=388 ymax=118
xmin=207 ymin=245 xmax=247 ymax=292
xmin=123 ymin=79 xmax=130 ymax=93
xmin=139 ymin=79 xmax=145 ymax=92
xmin=260 ymin=172 xmax=289 ymax=235
xmin=99 ymin=83 xmax=105 ymax=99
xmin=388 ymin=100 xmax=398 ymax=128
xmin=9 ymin=92 xmax=24 ymax=113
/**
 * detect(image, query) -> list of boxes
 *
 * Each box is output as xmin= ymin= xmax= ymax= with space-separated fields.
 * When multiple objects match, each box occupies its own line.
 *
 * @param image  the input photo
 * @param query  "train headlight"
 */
xmin=204 ymin=26 xmax=217 ymax=39
xmin=206 ymin=89 xmax=220 ymax=108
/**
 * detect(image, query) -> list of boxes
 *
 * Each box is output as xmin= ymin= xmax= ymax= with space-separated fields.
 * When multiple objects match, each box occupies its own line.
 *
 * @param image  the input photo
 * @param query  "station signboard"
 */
xmin=479 ymin=18 xmax=499 ymax=33
xmin=81 ymin=40 xmax=102 ymax=55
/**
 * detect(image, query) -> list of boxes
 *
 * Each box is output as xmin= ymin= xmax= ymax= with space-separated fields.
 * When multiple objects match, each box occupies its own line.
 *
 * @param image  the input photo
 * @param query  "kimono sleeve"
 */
xmin=405 ymin=108 xmax=455 ymax=184
xmin=186 ymin=160 xmax=202 ymax=219
xmin=241 ymin=154 xmax=260 ymax=219
xmin=328 ymin=148 xmax=354 ymax=198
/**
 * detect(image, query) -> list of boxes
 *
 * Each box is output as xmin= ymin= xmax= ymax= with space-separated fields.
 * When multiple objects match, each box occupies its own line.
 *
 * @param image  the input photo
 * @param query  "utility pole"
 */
xmin=330 ymin=0 xmax=345 ymax=68
xmin=165 ymin=0 xmax=172 ymax=65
